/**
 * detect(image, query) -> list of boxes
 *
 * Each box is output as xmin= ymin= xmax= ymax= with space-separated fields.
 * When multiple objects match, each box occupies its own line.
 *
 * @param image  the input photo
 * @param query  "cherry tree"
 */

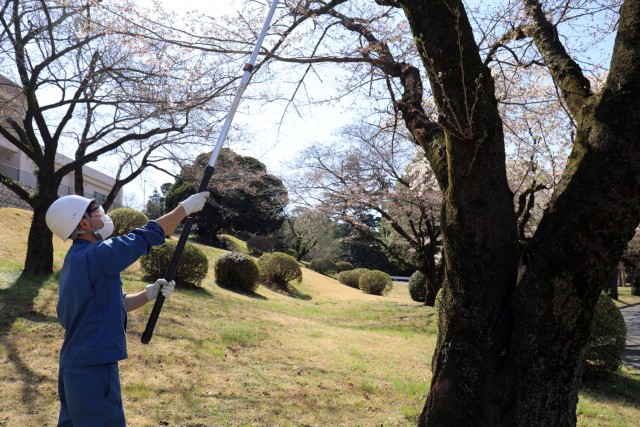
xmin=279 ymin=207 xmax=325 ymax=261
xmin=207 ymin=0 xmax=637 ymax=423
xmin=290 ymin=120 xmax=443 ymax=303
xmin=0 ymin=0 xmax=235 ymax=274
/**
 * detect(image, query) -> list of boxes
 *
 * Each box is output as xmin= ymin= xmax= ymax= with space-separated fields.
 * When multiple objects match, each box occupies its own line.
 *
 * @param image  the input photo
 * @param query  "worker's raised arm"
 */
xmin=154 ymin=191 xmax=209 ymax=236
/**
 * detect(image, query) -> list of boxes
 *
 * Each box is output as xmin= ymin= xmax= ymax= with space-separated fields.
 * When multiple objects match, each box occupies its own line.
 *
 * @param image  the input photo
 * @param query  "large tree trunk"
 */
xmin=24 ymin=204 xmax=54 ymax=275
xmin=402 ymin=2 xmax=520 ymax=423
xmin=23 ymin=168 xmax=59 ymax=275
xmin=391 ymin=0 xmax=640 ymax=425
xmin=504 ymin=1 xmax=640 ymax=418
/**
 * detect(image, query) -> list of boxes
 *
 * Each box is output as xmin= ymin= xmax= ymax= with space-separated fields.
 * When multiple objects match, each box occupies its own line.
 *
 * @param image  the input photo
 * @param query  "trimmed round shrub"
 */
xmin=247 ymin=235 xmax=273 ymax=256
xmin=584 ymin=292 xmax=627 ymax=372
xmin=218 ymin=235 xmax=247 ymax=253
xmin=284 ymin=248 xmax=298 ymax=259
xmin=335 ymin=261 xmax=354 ymax=272
xmin=408 ymin=270 xmax=427 ymax=302
xmin=140 ymin=240 xmax=208 ymax=288
xmin=258 ymin=252 xmax=302 ymax=290
xmin=214 ymin=252 xmax=260 ymax=292
xmin=337 ymin=268 xmax=369 ymax=289
xmin=359 ymin=270 xmax=393 ymax=296
xmin=109 ymin=208 xmax=149 ymax=237
xmin=309 ymin=258 xmax=337 ymax=275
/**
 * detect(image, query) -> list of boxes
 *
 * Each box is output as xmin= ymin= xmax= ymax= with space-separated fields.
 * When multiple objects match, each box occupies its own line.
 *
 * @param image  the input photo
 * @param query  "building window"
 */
xmin=94 ymin=192 xmax=107 ymax=205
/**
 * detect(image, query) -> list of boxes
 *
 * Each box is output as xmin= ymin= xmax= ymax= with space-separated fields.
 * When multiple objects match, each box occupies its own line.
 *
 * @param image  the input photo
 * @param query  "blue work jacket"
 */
xmin=57 ymin=221 xmax=165 ymax=368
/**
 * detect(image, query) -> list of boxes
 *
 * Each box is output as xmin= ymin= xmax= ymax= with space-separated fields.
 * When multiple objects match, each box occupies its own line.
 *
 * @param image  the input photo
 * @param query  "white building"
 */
xmin=0 ymin=75 xmax=123 ymax=209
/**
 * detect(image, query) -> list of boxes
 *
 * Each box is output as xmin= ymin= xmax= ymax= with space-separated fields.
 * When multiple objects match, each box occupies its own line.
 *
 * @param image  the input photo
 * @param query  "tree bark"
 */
xmin=397 ymin=2 xmax=520 ymax=424
xmin=24 ymin=205 xmax=54 ymax=275
xmin=390 ymin=0 xmax=640 ymax=425
xmin=22 ymin=168 xmax=59 ymax=275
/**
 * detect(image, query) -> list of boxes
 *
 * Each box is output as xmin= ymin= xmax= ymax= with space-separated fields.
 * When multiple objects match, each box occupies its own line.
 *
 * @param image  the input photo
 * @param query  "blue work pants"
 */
xmin=57 ymin=362 xmax=126 ymax=427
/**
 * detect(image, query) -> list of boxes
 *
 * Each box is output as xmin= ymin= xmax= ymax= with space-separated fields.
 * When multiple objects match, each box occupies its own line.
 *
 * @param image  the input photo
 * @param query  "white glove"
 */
xmin=179 ymin=191 xmax=209 ymax=216
xmin=146 ymin=279 xmax=176 ymax=301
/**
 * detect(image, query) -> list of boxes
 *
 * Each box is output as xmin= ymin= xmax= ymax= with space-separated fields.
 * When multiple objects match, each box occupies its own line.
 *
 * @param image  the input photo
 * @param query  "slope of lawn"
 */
xmin=0 ymin=208 xmax=638 ymax=426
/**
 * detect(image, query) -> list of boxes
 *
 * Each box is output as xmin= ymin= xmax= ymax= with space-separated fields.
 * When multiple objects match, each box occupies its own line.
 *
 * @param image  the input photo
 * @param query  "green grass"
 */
xmin=218 ymin=321 xmax=269 ymax=348
xmin=0 ymin=208 xmax=639 ymax=426
xmin=393 ymin=377 xmax=430 ymax=400
xmin=124 ymin=382 xmax=153 ymax=401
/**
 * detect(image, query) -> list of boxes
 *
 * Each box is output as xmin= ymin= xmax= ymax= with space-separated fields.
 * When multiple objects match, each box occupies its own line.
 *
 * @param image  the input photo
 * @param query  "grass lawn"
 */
xmin=0 ymin=207 xmax=639 ymax=426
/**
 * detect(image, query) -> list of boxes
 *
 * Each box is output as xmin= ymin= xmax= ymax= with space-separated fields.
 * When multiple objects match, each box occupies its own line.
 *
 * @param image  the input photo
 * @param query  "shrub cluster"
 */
xmin=408 ymin=270 xmax=427 ymax=302
xmin=140 ymin=240 xmax=208 ymax=288
xmin=337 ymin=268 xmax=369 ymax=289
xmin=214 ymin=252 xmax=260 ymax=292
xmin=109 ymin=208 xmax=149 ymax=237
xmin=309 ymin=258 xmax=337 ymax=275
xmin=335 ymin=261 xmax=354 ymax=272
xmin=359 ymin=270 xmax=393 ymax=296
xmin=258 ymin=252 xmax=302 ymax=290
xmin=584 ymin=292 xmax=627 ymax=373
xmin=247 ymin=235 xmax=273 ymax=256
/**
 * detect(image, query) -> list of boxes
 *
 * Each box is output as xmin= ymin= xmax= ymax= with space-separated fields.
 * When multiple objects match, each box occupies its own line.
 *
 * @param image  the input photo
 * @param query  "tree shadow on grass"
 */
xmin=179 ymin=282 xmax=217 ymax=298
xmin=0 ymin=270 xmax=59 ymax=408
xmin=214 ymin=283 xmax=268 ymax=300
xmin=619 ymin=301 xmax=640 ymax=309
xmin=260 ymin=281 xmax=312 ymax=300
xmin=581 ymin=368 xmax=640 ymax=408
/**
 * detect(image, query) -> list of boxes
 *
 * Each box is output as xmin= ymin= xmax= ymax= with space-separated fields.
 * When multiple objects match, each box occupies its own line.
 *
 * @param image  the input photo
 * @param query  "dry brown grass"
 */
xmin=1 ymin=208 xmax=640 ymax=426
xmin=0 ymin=208 xmax=433 ymax=426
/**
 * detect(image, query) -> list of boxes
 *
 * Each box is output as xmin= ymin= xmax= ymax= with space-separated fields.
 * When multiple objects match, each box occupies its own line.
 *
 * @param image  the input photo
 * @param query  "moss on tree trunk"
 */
xmin=391 ymin=0 xmax=640 ymax=425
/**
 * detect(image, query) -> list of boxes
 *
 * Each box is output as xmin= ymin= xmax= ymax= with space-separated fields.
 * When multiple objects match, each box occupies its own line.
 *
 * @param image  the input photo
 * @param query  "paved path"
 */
xmin=620 ymin=302 xmax=640 ymax=371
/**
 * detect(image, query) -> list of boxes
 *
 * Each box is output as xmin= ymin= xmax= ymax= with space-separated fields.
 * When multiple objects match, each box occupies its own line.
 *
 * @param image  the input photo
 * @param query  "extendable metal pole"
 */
xmin=142 ymin=0 xmax=280 ymax=344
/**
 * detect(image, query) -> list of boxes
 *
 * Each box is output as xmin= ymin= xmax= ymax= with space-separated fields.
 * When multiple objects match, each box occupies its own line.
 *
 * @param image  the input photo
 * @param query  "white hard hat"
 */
xmin=46 ymin=195 xmax=93 ymax=241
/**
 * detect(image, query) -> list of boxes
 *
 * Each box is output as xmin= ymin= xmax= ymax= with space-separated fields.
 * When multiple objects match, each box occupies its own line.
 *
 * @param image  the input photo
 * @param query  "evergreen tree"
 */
xmin=165 ymin=148 xmax=288 ymax=244
xmin=144 ymin=188 xmax=165 ymax=220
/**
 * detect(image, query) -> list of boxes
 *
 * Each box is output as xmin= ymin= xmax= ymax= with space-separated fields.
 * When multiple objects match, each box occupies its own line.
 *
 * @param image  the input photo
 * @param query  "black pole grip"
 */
xmin=141 ymin=165 xmax=215 ymax=344
xmin=141 ymin=216 xmax=194 ymax=343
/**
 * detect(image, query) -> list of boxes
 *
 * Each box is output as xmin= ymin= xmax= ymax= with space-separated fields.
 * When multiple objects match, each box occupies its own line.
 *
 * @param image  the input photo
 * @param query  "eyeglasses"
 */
xmin=85 ymin=204 xmax=105 ymax=218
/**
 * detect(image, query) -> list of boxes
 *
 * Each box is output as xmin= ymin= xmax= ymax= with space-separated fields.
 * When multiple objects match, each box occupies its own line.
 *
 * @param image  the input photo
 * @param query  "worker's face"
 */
xmin=77 ymin=202 xmax=114 ymax=240
xmin=80 ymin=203 xmax=105 ymax=231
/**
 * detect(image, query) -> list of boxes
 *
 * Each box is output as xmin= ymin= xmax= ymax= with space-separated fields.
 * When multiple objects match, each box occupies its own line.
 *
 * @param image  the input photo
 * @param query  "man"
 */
xmin=45 ymin=191 xmax=209 ymax=426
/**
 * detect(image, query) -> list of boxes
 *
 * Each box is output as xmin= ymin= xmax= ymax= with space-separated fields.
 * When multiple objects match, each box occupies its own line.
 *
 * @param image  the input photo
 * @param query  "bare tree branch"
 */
xmin=523 ymin=0 xmax=593 ymax=117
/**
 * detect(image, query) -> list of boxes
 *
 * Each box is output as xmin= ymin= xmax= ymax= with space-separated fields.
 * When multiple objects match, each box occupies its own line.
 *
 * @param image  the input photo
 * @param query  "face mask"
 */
xmin=94 ymin=214 xmax=114 ymax=240
xmin=84 ymin=206 xmax=114 ymax=241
